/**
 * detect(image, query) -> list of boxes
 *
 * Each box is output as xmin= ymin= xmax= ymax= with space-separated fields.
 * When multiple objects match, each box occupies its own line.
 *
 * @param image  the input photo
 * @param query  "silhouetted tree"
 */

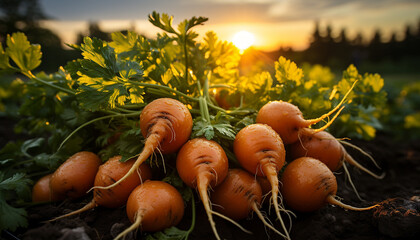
xmin=336 ymin=28 xmax=348 ymax=44
xmin=0 ymin=0 xmax=48 ymax=43
xmin=76 ymin=22 xmax=112 ymax=45
xmin=386 ymin=32 xmax=400 ymax=61
xmin=402 ymin=24 xmax=417 ymax=56
xmin=323 ymin=24 xmax=334 ymax=44
xmin=416 ymin=18 xmax=420 ymax=55
xmin=310 ymin=20 xmax=322 ymax=44
xmin=368 ymin=29 xmax=385 ymax=61
xmin=0 ymin=0 xmax=80 ymax=72
xmin=306 ymin=21 xmax=331 ymax=64
xmin=352 ymin=32 xmax=364 ymax=46
xmin=333 ymin=27 xmax=352 ymax=66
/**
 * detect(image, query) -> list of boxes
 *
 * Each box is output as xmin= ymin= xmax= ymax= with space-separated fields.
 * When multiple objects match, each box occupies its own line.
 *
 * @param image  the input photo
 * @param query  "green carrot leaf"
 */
xmin=5 ymin=32 xmax=42 ymax=71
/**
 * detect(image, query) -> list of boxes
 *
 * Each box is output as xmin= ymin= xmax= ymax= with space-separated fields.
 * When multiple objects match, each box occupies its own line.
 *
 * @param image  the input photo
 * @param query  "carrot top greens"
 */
xmin=0 ymin=11 xmax=387 ymax=237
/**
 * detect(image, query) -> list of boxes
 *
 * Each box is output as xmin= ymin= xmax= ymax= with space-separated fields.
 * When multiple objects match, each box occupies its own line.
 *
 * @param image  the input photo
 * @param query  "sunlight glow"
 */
xmin=232 ymin=31 xmax=255 ymax=52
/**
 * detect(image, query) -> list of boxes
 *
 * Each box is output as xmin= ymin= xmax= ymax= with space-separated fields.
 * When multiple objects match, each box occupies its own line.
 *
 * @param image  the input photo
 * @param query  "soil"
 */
xmin=3 ymin=132 xmax=420 ymax=240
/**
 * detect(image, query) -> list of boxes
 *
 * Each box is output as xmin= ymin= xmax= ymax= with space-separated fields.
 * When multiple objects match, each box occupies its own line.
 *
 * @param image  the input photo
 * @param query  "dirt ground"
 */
xmin=4 ymin=132 xmax=420 ymax=240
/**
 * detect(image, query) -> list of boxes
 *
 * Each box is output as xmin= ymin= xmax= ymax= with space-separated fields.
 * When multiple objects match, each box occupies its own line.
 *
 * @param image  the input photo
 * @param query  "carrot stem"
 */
xmin=114 ymin=211 xmax=143 ymax=240
xmin=48 ymin=200 xmax=97 ymax=222
xmin=184 ymin=191 xmax=196 ymax=240
xmin=311 ymin=106 xmax=345 ymax=133
xmin=251 ymin=202 xmax=287 ymax=238
xmin=305 ymin=80 xmax=358 ymax=126
xmin=326 ymin=195 xmax=379 ymax=211
xmin=57 ymin=112 xmax=140 ymax=152
xmin=344 ymin=153 xmax=385 ymax=179
xmin=24 ymin=70 xmax=76 ymax=95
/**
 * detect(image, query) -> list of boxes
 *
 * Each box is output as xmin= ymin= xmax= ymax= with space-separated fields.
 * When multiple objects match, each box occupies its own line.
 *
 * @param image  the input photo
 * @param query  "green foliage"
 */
xmin=192 ymin=115 xmax=236 ymax=142
xmin=145 ymin=226 xmax=192 ymax=240
xmin=0 ymin=173 xmax=32 ymax=232
xmin=382 ymin=80 xmax=420 ymax=139
xmin=268 ymin=57 xmax=387 ymax=140
xmin=4 ymin=32 xmax=42 ymax=72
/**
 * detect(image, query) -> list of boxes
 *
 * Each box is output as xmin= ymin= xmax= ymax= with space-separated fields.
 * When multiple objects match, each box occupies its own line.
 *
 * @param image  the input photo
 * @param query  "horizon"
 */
xmin=37 ymin=0 xmax=420 ymax=52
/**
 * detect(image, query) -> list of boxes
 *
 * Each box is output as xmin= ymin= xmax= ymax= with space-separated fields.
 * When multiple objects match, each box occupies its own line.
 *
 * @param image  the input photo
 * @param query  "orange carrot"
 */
xmin=256 ymin=81 xmax=357 ymax=144
xmin=50 ymin=151 xmax=101 ymax=199
xmin=289 ymin=131 xmax=384 ymax=200
xmin=233 ymin=123 xmax=291 ymax=239
xmin=96 ymin=98 xmax=192 ymax=191
xmin=176 ymin=138 xmax=248 ymax=240
xmin=289 ymin=130 xmax=384 ymax=177
xmin=32 ymin=173 xmax=64 ymax=202
xmin=49 ymin=155 xmax=152 ymax=221
xmin=115 ymin=181 xmax=185 ymax=240
xmin=211 ymin=168 xmax=288 ymax=238
xmin=280 ymin=157 xmax=379 ymax=212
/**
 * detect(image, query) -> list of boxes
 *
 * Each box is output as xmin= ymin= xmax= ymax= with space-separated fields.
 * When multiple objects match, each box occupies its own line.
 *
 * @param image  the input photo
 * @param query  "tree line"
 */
xmin=275 ymin=20 xmax=420 ymax=73
xmin=1 ymin=0 xmax=419 ymax=73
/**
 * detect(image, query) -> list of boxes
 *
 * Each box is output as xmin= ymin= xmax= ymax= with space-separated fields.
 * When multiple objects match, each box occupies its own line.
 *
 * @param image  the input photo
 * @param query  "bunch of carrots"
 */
xmin=32 ymin=94 xmax=384 ymax=240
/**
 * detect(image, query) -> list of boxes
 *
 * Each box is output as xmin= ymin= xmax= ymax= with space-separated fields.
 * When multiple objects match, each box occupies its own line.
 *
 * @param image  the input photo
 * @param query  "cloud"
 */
xmin=39 ymin=0 xmax=420 ymax=24
xmin=267 ymin=0 xmax=420 ymax=21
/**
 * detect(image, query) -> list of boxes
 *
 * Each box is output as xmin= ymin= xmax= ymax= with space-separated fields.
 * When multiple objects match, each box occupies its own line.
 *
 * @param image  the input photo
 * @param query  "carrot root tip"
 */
xmin=252 ymin=202 xmax=288 ymax=239
xmin=344 ymin=153 xmax=386 ymax=180
xmin=326 ymin=195 xmax=379 ymax=211
xmin=48 ymin=200 xmax=97 ymax=222
xmin=114 ymin=213 xmax=143 ymax=240
xmin=340 ymin=140 xmax=382 ymax=169
xmin=211 ymin=210 xmax=252 ymax=234
xmin=342 ymin=162 xmax=364 ymax=201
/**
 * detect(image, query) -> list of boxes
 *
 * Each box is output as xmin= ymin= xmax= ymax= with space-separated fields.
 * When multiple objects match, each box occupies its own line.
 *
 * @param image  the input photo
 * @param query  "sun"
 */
xmin=232 ymin=30 xmax=255 ymax=53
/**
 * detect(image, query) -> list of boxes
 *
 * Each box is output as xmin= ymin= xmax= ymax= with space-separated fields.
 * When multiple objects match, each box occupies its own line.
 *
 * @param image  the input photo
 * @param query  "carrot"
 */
xmin=290 ymin=130 xmax=384 ymax=176
xmin=280 ymin=157 xmax=379 ymax=212
xmin=211 ymin=168 xmax=288 ymax=238
xmin=233 ymin=123 xmax=291 ymax=239
xmin=32 ymin=173 xmax=64 ymax=202
xmin=213 ymin=88 xmax=240 ymax=109
xmin=95 ymin=98 xmax=192 ymax=191
xmin=256 ymin=81 xmax=357 ymax=144
xmin=50 ymin=151 xmax=101 ymax=199
xmin=115 ymin=180 xmax=184 ymax=240
xmin=289 ymin=131 xmax=385 ymax=200
xmin=176 ymin=138 xmax=249 ymax=240
xmin=49 ymin=155 xmax=152 ymax=221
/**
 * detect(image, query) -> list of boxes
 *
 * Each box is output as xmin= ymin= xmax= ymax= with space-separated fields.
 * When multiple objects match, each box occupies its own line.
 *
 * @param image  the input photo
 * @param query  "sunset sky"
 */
xmin=38 ymin=0 xmax=420 ymax=51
